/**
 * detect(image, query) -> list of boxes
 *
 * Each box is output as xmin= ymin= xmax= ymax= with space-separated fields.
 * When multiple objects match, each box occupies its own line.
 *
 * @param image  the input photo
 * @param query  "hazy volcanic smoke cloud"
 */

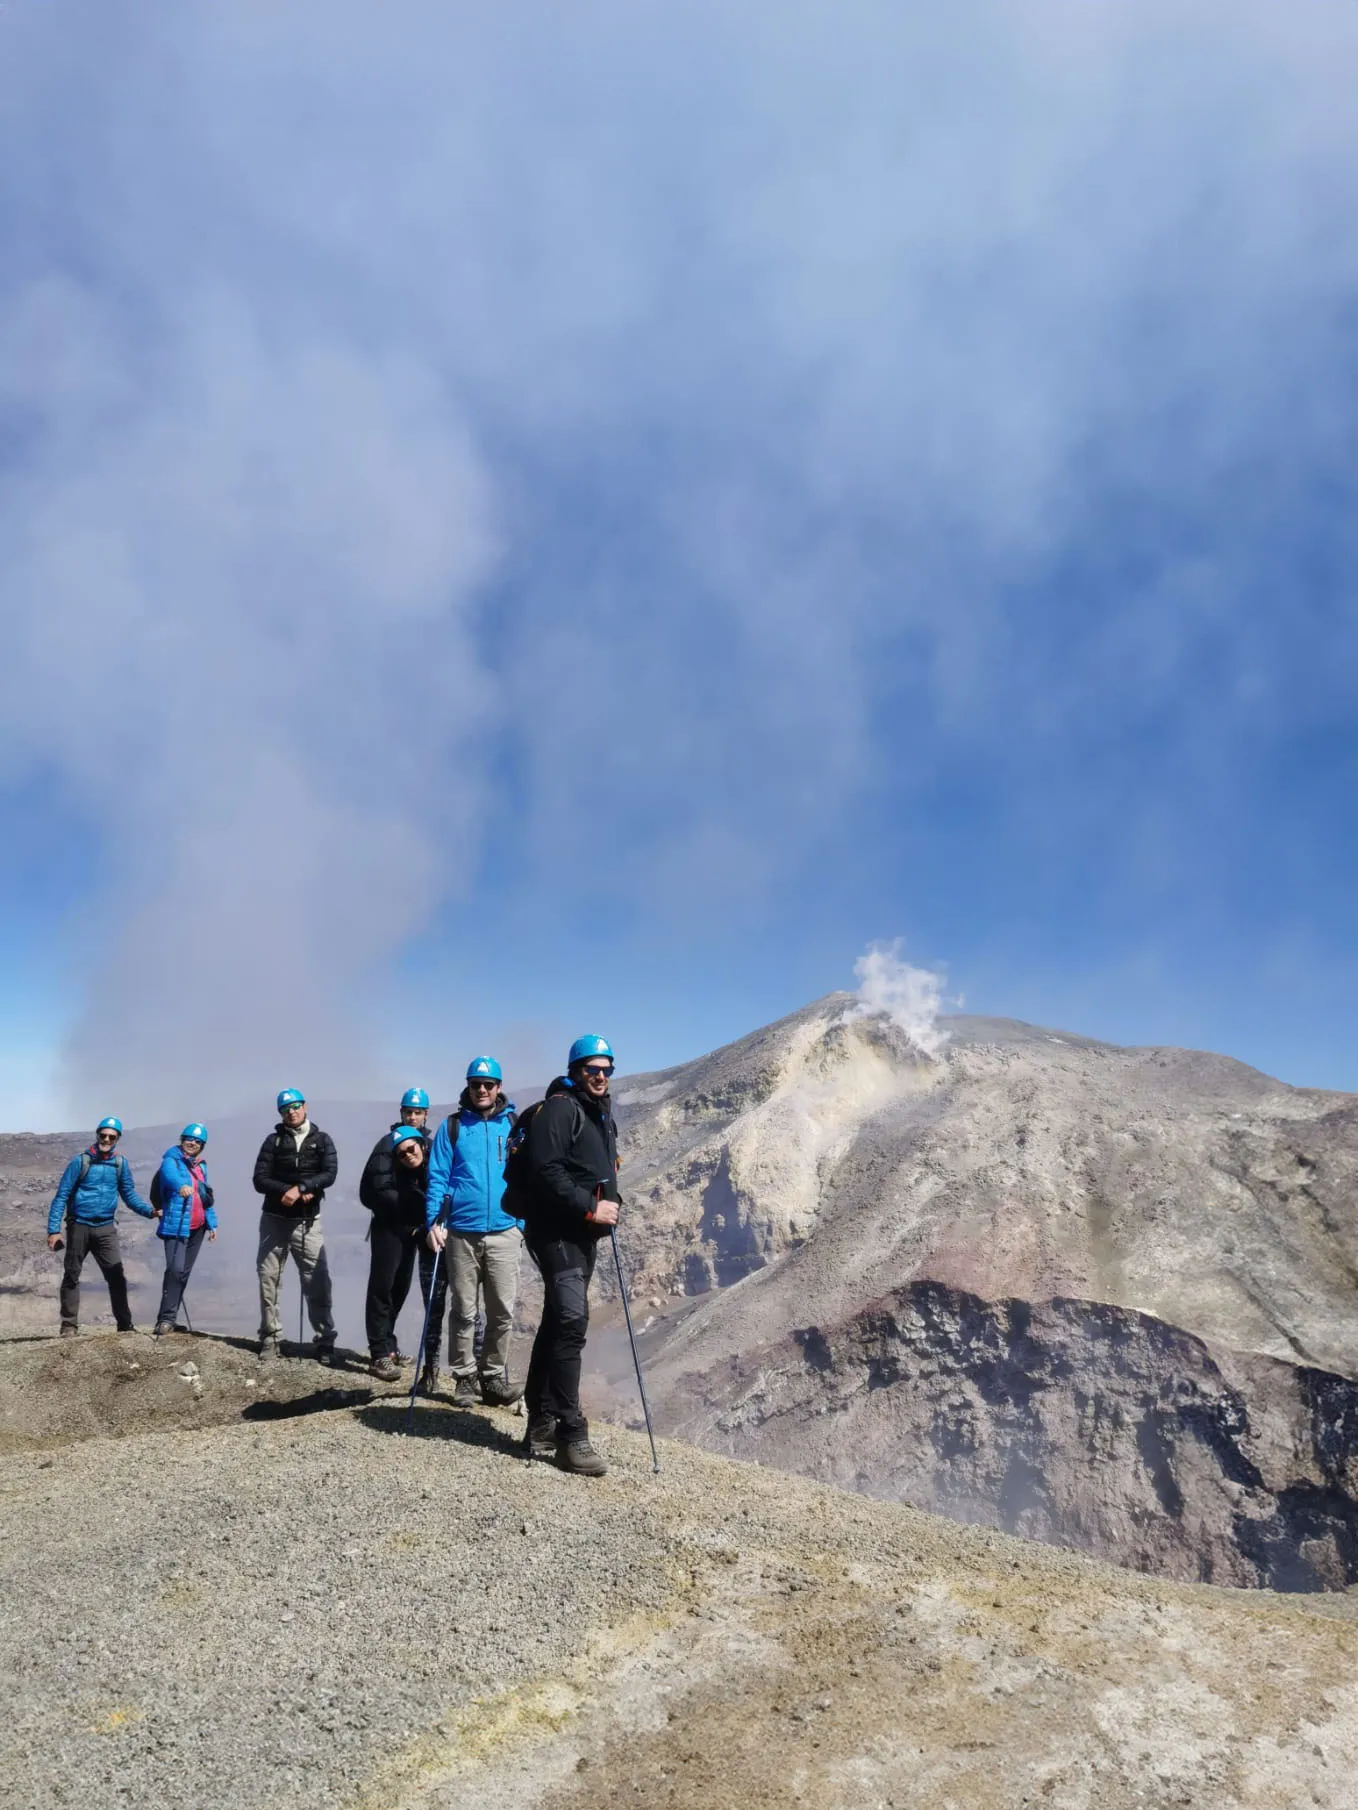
xmin=2 ymin=2 xmax=1358 ymax=1122
xmin=0 ymin=297 xmax=498 ymax=1119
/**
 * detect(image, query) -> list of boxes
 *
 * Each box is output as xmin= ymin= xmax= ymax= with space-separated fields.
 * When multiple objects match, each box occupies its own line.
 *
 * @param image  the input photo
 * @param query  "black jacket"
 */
xmin=359 ymin=1124 xmax=430 ymax=1228
xmin=520 ymin=1076 xmax=619 ymax=1238
xmin=252 ymin=1123 xmax=339 ymax=1219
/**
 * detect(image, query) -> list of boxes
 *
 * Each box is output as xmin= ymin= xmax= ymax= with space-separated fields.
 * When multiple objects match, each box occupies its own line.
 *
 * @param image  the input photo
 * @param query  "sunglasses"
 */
xmin=468 ymin=1078 xmax=498 ymax=1090
xmin=581 ymin=1064 xmax=614 ymax=1079
xmin=95 ymin=1132 xmax=120 ymax=1143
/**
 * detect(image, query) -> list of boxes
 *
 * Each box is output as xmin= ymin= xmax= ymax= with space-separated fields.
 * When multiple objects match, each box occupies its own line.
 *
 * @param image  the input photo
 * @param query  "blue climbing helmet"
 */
xmin=465 ymin=1056 xmax=502 ymax=1083
xmin=276 ymin=1088 xmax=305 ymax=1111
xmin=391 ymin=1124 xmax=425 ymax=1148
xmin=400 ymin=1087 xmax=429 ymax=1110
xmin=567 ymin=1035 xmax=614 ymax=1069
xmin=96 ymin=1116 xmax=123 ymax=1135
xmin=180 ymin=1123 xmax=208 ymax=1146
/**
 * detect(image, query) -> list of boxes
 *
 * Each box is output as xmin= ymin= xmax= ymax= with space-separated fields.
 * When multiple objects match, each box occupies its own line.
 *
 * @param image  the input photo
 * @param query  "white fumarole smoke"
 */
xmin=847 ymin=941 xmax=949 ymax=1058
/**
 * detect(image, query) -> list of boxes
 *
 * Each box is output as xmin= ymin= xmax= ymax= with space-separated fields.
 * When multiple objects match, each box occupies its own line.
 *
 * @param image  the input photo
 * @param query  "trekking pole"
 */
xmin=298 ymin=1274 xmax=304 ymax=1350
xmin=610 ymin=1224 xmax=660 ymax=1474
xmin=407 ymin=1232 xmax=444 ymax=1432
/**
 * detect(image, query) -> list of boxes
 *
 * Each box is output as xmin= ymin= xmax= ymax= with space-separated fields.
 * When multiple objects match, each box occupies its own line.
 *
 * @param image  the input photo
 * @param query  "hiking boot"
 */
xmin=416 ymin=1363 xmax=441 ymax=1398
xmin=59 ymin=1325 xmax=78 ymax=1340
xmin=314 ymin=1341 xmax=338 ymax=1368
xmin=371 ymin=1353 xmax=402 ymax=1383
xmin=451 ymin=1375 xmax=478 ymax=1410
xmin=153 ymin=1321 xmax=176 ymax=1338
xmin=523 ymin=1415 xmax=558 ymax=1462
xmin=116 ymin=1323 xmax=137 ymax=1334
xmin=258 ymin=1336 xmax=280 ymax=1362
xmin=556 ymin=1439 xmax=608 ymax=1478
xmin=480 ymin=1373 xmax=524 ymax=1407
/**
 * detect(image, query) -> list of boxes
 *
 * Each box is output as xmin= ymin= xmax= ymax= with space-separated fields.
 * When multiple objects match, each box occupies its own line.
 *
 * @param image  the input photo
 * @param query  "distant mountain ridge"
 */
xmin=607 ymin=996 xmax=1358 ymax=1586
xmin=613 ymin=996 xmax=1358 ymax=1374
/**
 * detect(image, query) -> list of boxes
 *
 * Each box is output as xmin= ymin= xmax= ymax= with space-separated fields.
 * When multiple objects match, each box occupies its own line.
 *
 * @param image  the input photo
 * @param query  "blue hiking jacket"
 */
xmin=47 ymin=1147 xmax=154 ymax=1236
xmin=154 ymin=1147 xmax=219 ymax=1241
xmin=425 ymin=1101 xmax=522 ymax=1235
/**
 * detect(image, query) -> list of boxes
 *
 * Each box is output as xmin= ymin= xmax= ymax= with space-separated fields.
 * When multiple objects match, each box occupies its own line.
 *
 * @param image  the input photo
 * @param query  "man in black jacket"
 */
xmin=252 ymin=1088 xmax=339 ymax=1362
xmin=518 ymin=1035 xmax=620 ymax=1476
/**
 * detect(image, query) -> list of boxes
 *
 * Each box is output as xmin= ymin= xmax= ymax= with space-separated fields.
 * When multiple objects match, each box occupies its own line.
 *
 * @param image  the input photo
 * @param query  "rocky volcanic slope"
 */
xmin=2 ymin=1330 xmax=1356 ymax=1810
xmin=608 ymin=999 xmax=1358 ymax=1587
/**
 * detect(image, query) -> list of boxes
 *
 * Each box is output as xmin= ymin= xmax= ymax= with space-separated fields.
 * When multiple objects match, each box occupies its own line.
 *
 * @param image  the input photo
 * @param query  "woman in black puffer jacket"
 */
xmin=360 ymin=1125 xmax=428 ymax=1380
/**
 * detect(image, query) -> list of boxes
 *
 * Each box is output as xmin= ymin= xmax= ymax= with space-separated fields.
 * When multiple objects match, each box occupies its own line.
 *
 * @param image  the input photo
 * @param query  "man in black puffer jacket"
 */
xmin=252 ymin=1088 xmax=339 ymax=1363
xmin=517 ymin=1035 xmax=621 ymax=1477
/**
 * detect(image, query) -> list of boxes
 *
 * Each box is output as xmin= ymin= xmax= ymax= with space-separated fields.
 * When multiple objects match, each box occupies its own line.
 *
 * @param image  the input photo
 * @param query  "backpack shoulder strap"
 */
xmin=77 ymin=1152 xmax=92 ymax=1188
xmin=444 ymin=1113 xmax=460 ymax=1148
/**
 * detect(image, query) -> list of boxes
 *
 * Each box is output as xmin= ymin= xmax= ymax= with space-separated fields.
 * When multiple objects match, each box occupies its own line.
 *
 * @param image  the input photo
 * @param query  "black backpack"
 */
xmin=501 ymin=1095 xmax=584 ymax=1198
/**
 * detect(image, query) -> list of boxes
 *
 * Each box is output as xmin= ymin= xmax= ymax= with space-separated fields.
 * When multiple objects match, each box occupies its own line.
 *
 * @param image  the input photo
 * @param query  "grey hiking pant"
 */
xmin=447 ymin=1228 xmax=522 ymax=1380
xmin=256 ymin=1211 xmax=336 ymax=1345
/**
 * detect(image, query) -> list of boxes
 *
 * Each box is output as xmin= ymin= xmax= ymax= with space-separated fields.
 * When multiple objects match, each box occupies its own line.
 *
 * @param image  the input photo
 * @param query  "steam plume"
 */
xmin=848 ymin=942 xmax=950 ymax=1059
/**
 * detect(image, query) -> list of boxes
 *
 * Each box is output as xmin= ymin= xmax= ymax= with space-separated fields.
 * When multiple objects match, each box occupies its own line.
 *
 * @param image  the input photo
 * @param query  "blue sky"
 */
xmin=1 ymin=1 xmax=1356 ymax=1127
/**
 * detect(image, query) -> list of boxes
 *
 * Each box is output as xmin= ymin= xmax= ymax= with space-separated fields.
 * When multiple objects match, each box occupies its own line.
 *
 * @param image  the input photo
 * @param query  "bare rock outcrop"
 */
xmin=651 ymin=1278 xmax=1358 ymax=1590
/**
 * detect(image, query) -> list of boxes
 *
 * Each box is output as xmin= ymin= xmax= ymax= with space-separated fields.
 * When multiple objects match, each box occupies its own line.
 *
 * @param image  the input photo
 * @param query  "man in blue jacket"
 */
xmin=45 ymin=1116 xmax=155 ymax=1336
xmin=424 ymin=1057 xmax=523 ymax=1409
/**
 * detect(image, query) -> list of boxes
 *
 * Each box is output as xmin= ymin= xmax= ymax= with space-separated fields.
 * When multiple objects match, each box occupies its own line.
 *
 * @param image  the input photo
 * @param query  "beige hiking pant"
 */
xmin=447 ymin=1227 xmax=522 ymax=1379
xmin=257 ymin=1211 xmax=336 ymax=1344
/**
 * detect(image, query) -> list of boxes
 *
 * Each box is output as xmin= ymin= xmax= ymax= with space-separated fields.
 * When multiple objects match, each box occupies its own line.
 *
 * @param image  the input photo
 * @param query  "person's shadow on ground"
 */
xmin=358 ymin=1399 xmax=525 ymax=1460
xmin=242 ymin=1384 xmax=377 ymax=1420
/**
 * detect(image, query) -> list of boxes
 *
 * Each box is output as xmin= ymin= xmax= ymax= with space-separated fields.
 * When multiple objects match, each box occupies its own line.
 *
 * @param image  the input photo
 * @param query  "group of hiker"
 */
xmin=45 ymin=1035 xmax=623 ymax=1476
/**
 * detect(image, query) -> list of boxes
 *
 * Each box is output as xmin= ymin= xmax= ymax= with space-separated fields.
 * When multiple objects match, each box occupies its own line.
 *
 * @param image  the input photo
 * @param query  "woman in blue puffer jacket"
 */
xmin=153 ymin=1124 xmax=218 ymax=1337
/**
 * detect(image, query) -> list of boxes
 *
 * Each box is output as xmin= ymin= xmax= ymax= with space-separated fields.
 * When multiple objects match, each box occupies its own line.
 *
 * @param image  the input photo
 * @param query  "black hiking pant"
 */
xmin=156 ymin=1228 xmax=207 ymax=1328
xmin=524 ymin=1230 xmax=598 ymax=1443
xmin=60 ymin=1220 xmax=132 ymax=1331
xmin=417 ymin=1241 xmax=449 ymax=1368
xmin=365 ymin=1218 xmax=419 ymax=1359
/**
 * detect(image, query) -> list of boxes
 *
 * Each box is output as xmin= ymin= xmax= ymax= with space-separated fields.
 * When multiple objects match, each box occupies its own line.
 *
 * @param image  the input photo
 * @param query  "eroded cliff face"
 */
xmin=648 ymin=1280 xmax=1358 ymax=1590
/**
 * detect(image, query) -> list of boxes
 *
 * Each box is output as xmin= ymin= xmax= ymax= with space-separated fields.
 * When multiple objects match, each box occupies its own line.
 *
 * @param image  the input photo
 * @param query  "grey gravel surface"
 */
xmin=3 ymin=1333 xmax=1358 ymax=1810
xmin=0 ymin=1392 xmax=679 ymax=1810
